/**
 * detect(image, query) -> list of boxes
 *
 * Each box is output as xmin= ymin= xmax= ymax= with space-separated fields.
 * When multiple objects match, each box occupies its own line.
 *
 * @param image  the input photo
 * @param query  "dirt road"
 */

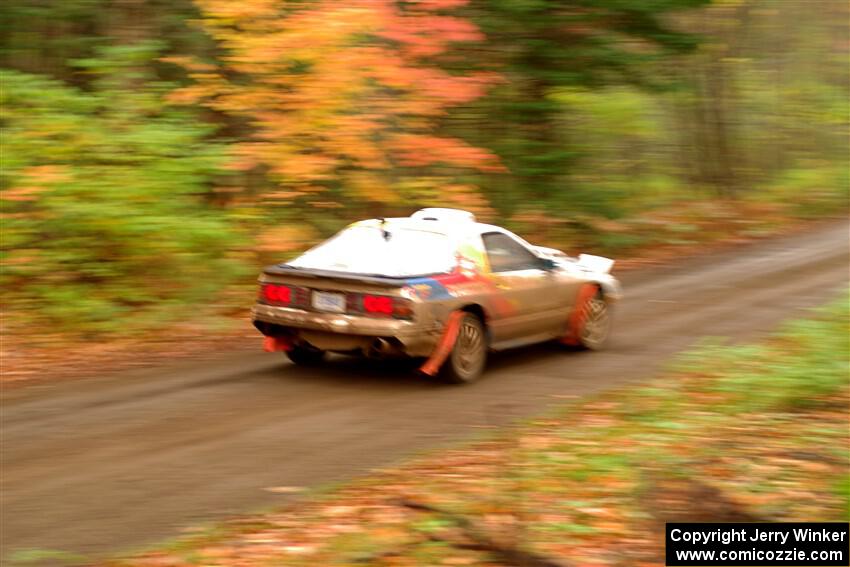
xmin=2 ymin=221 xmax=847 ymax=562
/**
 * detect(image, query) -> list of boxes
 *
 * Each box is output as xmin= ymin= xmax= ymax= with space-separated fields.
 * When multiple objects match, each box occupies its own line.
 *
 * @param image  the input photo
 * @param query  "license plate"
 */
xmin=312 ymin=291 xmax=346 ymax=313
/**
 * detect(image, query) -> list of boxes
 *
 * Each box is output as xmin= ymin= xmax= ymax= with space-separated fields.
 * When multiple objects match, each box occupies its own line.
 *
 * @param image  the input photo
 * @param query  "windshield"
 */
xmin=288 ymin=225 xmax=457 ymax=277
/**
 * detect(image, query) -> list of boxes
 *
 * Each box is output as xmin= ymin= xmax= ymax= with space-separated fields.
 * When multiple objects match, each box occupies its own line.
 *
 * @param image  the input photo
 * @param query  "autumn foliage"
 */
xmin=169 ymin=0 xmax=502 ymax=208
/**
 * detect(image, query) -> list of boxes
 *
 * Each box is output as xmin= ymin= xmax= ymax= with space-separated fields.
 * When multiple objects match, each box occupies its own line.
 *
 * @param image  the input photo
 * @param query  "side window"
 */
xmin=482 ymin=232 xmax=542 ymax=272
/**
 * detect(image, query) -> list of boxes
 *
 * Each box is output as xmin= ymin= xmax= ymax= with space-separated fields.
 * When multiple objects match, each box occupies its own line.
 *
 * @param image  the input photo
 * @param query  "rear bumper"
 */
xmin=252 ymin=304 xmax=421 ymax=336
xmin=251 ymin=304 xmax=439 ymax=355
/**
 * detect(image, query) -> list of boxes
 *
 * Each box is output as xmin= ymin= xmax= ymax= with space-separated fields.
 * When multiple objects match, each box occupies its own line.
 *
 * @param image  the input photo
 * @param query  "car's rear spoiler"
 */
xmin=262 ymin=264 xmax=427 ymax=287
xmin=576 ymin=254 xmax=615 ymax=274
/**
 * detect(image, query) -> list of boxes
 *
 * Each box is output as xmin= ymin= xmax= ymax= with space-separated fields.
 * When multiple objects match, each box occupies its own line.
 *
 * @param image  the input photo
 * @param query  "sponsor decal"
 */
xmin=404 ymin=277 xmax=453 ymax=300
xmin=406 ymin=248 xmax=515 ymax=318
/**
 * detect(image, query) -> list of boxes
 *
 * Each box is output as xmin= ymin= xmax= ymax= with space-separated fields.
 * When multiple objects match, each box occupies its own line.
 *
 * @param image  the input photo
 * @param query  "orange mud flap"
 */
xmin=263 ymin=335 xmax=293 ymax=352
xmin=419 ymin=310 xmax=465 ymax=376
xmin=561 ymin=284 xmax=599 ymax=346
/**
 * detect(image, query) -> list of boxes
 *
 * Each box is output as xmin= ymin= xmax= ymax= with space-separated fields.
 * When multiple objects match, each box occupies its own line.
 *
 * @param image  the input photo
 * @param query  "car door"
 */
xmin=481 ymin=231 xmax=565 ymax=343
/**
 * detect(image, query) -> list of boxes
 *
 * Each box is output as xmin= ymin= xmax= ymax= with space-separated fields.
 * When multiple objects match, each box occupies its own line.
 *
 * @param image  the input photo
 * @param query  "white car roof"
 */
xmin=355 ymin=218 xmax=517 ymax=245
xmin=355 ymin=209 xmax=514 ymax=239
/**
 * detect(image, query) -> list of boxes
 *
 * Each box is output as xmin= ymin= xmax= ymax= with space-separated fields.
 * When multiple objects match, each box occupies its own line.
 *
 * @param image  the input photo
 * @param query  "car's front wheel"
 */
xmin=440 ymin=313 xmax=487 ymax=384
xmin=286 ymin=343 xmax=326 ymax=366
xmin=577 ymin=291 xmax=611 ymax=350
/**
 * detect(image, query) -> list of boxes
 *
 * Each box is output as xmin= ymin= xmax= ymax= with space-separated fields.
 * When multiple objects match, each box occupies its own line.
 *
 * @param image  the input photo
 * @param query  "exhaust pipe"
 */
xmin=367 ymin=338 xmax=393 ymax=358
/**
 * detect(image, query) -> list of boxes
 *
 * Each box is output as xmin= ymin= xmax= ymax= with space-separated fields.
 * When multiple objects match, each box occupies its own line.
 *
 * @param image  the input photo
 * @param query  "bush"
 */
xmin=1 ymin=62 xmax=246 ymax=335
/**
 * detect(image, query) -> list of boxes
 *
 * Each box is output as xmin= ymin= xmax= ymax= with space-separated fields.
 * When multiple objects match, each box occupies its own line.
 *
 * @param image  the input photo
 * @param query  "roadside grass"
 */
xmin=104 ymin=292 xmax=847 ymax=566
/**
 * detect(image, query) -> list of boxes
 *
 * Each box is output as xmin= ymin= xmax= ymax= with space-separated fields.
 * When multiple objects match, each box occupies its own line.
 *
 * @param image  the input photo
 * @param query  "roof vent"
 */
xmin=410 ymin=208 xmax=476 ymax=223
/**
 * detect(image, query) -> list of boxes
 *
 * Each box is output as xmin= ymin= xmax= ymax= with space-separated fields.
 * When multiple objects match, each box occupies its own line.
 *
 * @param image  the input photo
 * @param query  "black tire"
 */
xmin=440 ymin=312 xmax=487 ymax=384
xmin=286 ymin=343 xmax=326 ymax=366
xmin=576 ymin=291 xmax=611 ymax=350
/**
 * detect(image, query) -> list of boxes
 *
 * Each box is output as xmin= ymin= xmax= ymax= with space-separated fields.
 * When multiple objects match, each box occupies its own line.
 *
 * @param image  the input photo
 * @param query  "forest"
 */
xmin=1 ymin=0 xmax=847 ymax=338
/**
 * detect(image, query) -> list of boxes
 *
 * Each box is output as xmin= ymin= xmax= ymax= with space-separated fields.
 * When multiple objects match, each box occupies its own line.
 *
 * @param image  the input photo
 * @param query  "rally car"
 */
xmin=252 ymin=208 xmax=621 ymax=383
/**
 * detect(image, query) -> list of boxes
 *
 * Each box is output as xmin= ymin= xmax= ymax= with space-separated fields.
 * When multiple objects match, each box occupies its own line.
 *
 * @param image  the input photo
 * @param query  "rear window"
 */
xmin=288 ymin=226 xmax=456 ymax=277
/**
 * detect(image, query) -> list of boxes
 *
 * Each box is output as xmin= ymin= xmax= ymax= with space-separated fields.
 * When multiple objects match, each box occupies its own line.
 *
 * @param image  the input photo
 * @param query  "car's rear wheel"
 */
xmin=440 ymin=313 xmax=487 ymax=383
xmin=286 ymin=343 xmax=326 ymax=366
xmin=577 ymin=291 xmax=611 ymax=350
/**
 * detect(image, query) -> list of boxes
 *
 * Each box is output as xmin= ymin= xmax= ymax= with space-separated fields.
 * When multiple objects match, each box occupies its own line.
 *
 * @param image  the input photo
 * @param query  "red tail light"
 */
xmin=363 ymin=294 xmax=393 ymax=315
xmin=262 ymin=284 xmax=291 ymax=304
xmin=360 ymin=295 xmax=413 ymax=319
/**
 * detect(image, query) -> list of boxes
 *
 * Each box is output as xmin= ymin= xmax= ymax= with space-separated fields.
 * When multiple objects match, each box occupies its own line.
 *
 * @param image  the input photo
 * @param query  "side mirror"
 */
xmin=539 ymin=257 xmax=557 ymax=271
